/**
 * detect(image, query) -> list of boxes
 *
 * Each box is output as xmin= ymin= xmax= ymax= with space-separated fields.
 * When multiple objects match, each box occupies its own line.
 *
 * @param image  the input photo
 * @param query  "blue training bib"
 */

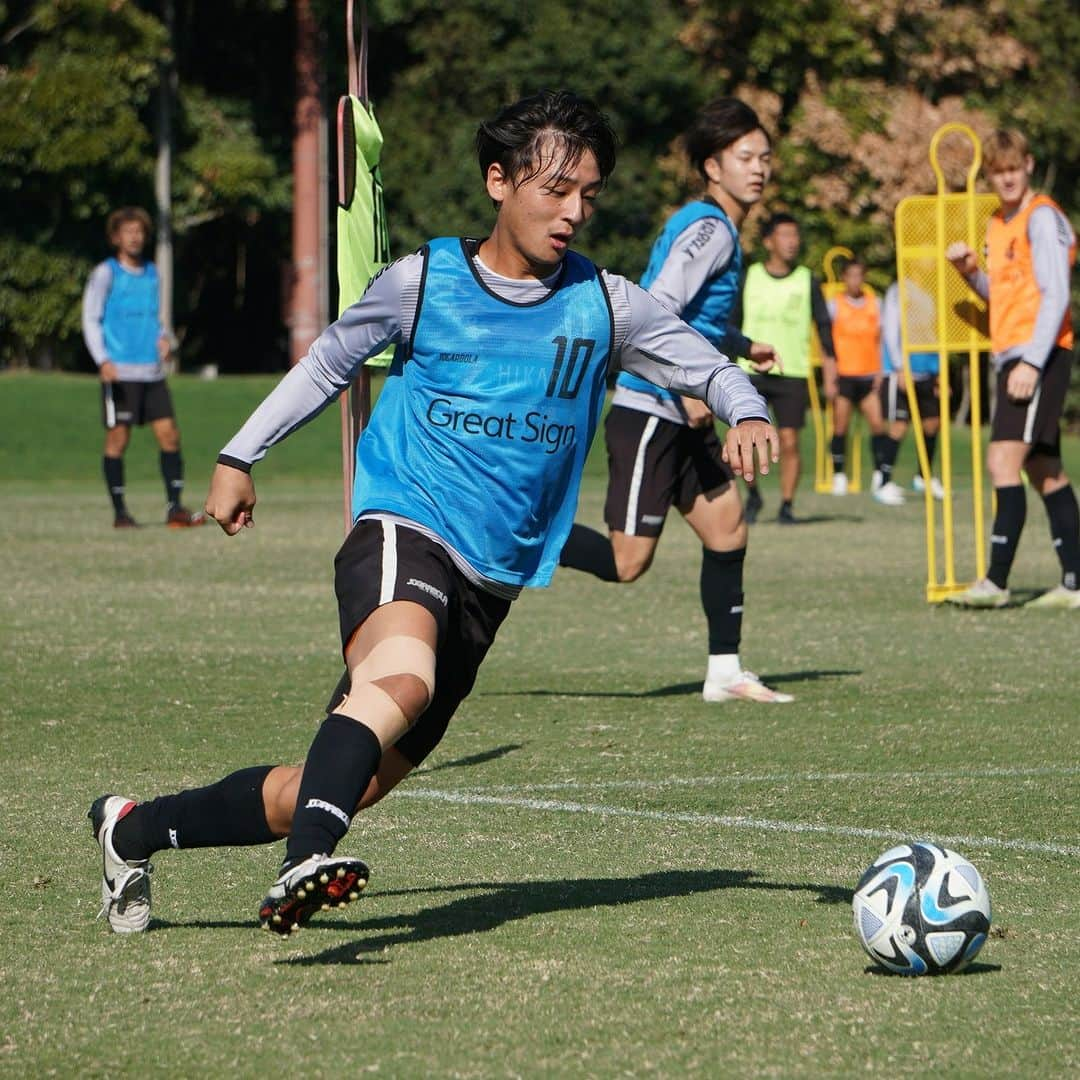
xmin=617 ymin=201 xmax=741 ymax=401
xmin=353 ymin=238 xmax=614 ymax=588
xmin=102 ymin=258 xmax=160 ymax=365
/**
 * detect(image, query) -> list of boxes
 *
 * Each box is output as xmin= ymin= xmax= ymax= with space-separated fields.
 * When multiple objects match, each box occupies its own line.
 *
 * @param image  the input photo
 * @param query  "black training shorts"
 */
xmin=880 ymin=373 xmax=940 ymax=423
xmin=602 ymin=405 xmax=733 ymax=538
xmin=331 ymin=518 xmax=512 ymax=766
xmin=749 ymin=373 xmax=810 ymax=430
xmin=991 ymin=347 xmax=1074 ymax=458
xmin=101 ymin=379 xmax=174 ymax=429
xmin=836 ymin=375 xmax=877 ymax=405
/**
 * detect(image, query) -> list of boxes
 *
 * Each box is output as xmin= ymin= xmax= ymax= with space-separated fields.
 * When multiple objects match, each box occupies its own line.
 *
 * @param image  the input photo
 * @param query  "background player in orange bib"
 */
xmin=946 ymin=129 xmax=1078 ymax=608
xmin=826 ymin=258 xmax=905 ymax=505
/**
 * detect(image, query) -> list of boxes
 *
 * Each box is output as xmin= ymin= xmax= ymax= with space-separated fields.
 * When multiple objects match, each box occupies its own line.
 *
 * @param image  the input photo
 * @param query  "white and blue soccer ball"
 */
xmin=852 ymin=843 xmax=992 ymax=975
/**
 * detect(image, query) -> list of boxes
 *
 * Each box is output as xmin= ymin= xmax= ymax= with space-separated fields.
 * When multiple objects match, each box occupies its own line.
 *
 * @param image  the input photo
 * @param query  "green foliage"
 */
xmin=1 ymin=0 xmax=1077 ymax=368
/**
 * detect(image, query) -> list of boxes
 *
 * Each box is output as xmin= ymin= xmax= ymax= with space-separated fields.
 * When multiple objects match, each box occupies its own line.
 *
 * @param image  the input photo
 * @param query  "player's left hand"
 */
xmin=1006 ymin=361 xmax=1039 ymax=403
xmin=158 ymin=335 xmax=171 ymax=363
xmin=748 ymin=340 xmax=782 ymax=374
xmin=723 ymin=419 xmax=780 ymax=482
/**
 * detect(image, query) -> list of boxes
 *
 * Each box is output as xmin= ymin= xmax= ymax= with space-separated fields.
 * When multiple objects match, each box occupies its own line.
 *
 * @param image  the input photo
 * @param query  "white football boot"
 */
xmin=944 ymin=579 xmax=1010 ymax=609
xmin=259 ymin=854 xmax=370 ymax=935
xmin=89 ymin=794 xmax=153 ymax=934
xmin=831 ymin=472 xmax=848 ymax=496
xmin=1025 ymin=585 xmax=1080 ymax=610
xmin=872 ymin=480 xmax=906 ymax=506
xmin=703 ymin=671 xmax=794 ymax=704
xmin=912 ymin=474 xmax=945 ymax=500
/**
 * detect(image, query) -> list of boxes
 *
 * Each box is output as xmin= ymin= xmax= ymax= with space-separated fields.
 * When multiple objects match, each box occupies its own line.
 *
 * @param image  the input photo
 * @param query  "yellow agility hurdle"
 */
xmin=894 ymin=123 xmax=998 ymax=602
xmin=810 ymin=246 xmax=868 ymax=493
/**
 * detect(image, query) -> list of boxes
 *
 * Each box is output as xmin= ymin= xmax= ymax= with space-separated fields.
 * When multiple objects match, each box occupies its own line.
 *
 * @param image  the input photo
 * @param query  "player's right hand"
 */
xmin=681 ymin=395 xmax=715 ymax=429
xmin=946 ymin=242 xmax=978 ymax=277
xmin=749 ymin=340 xmax=782 ymax=374
xmin=99 ymin=360 xmax=119 ymax=384
xmin=205 ymin=462 xmax=256 ymax=535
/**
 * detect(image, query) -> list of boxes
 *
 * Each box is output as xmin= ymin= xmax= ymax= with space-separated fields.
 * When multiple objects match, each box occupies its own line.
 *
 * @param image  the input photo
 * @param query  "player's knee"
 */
xmin=614 ymin=550 xmax=653 ymax=582
xmin=371 ymin=672 xmax=432 ymax=724
xmin=779 ymin=429 xmax=799 ymax=453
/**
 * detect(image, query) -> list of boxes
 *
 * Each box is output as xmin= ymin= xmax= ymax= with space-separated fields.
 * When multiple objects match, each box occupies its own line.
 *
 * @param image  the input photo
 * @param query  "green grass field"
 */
xmin=2 ymin=372 xmax=1078 ymax=1077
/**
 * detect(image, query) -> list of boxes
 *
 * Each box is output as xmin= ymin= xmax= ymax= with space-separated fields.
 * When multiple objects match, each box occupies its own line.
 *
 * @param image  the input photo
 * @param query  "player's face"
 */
xmin=986 ymin=154 xmax=1033 ymax=209
xmin=113 ymin=221 xmax=148 ymax=260
xmin=486 ymin=141 xmax=602 ymax=274
xmin=843 ymin=264 xmax=864 ymax=296
xmin=765 ymin=222 xmax=800 ymax=264
xmin=705 ymin=130 xmax=772 ymax=208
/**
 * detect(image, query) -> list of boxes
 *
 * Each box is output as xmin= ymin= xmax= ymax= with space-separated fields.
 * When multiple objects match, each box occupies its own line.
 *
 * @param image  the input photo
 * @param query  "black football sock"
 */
xmin=987 ymin=485 xmax=1026 ymax=589
xmin=112 ymin=765 xmax=277 ymax=861
xmin=160 ymin=450 xmax=183 ymax=510
xmin=104 ymin=456 xmax=127 ymax=516
xmin=284 ymin=713 xmax=382 ymax=869
xmin=871 ymin=433 xmax=886 ymax=473
xmin=878 ymin=436 xmax=900 ymax=482
xmin=830 ymin=435 xmax=845 ymax=474
xmin=558 ymin=523 xmax=619 ymax=582
xmin=924 ymin=432 xmax=938 ymax=470
xmin=701 ymin=546 xmax=745 ymax=655
xmin=1041 ymin=485 xmax=1080 ymax=590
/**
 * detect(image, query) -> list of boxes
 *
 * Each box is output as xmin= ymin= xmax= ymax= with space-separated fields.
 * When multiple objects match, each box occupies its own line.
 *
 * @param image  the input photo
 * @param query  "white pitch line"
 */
xmin=396 ymin=787 xmax=1080 ymax=858
xmin=472 ymin=765 xmax=1080 ymax=793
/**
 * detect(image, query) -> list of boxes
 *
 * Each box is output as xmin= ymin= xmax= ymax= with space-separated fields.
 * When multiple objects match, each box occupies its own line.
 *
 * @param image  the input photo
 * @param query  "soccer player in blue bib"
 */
xmin=88 ymin=91 xmax=779 ymax=935
xmin=558 ymin=98 xmax=791 ymax=703
xmin=81 ymin=207 xmax=205 ymax=529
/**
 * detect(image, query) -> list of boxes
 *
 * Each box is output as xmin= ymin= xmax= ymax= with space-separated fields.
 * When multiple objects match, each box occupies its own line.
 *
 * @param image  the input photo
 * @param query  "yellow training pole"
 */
xmin=895 ymin=124 xmax=996 ymax=601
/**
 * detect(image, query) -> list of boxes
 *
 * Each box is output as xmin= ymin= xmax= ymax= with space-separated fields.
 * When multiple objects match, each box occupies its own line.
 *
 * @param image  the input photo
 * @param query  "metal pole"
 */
xmin=289 ymin=0 xmax=323 ymax=365
xmin=155 ymin=0 xmax=176 ymax=370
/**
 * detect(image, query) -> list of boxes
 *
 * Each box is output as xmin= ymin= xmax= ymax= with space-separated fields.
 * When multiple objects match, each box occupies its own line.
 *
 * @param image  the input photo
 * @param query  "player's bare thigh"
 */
xmin=832 ymin=393 xmax=854 ymax=435
xmin=858 ymin=386 xmax=885 ymax=433
xmin=103 ymin=424 xmax=130 ymax=456
xmin=609 ymin=530 xmax=659 ymax=582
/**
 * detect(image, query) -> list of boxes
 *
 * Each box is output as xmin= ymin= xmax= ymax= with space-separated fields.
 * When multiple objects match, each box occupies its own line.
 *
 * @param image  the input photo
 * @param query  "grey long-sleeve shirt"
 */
xmin=220 ymin=247 xmax=769 ymax=468
xmin=966 ymin=202 xmax=1075 ymax=372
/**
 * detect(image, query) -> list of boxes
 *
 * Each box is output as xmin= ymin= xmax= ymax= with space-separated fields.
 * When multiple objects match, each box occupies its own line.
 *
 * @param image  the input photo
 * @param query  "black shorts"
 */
xmin=749 ymin=373 xmax=810 ymax=430
xmin=330 ymin=518 xmax=512 ymax=766
xmin=990 ymin=347 xmax=1074 ymax=457
xmin=880 ymin=373 xmax=940 ymax=423
xmin=602 ymin=405 xmax=733 ymax=538
xmin=101 ymin=380 xmax=174 ymax=428
xmin=836 ymin=375 xmax=877 ymax=405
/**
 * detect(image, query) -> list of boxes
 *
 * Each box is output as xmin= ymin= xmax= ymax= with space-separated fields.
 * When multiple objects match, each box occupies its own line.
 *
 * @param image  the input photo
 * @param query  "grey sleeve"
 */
xmin=645 ymin=218 xmax=735 ymax=315
xmin=1024 ymin=205 xmax=1074 ymax=370
xmin=967 ymin=269 xmax=990 ymax=301
xmin=219 ymin=252 xmax=422 ymax=467
xmin=810 ymin=277 xmax=835 ymax=356
xmin=81 ymin=263 xmax=112 ymax=366
xmin=881 ymin=284 xmax=902 ymax=370
xmin=606 ymin=273 xmax=769 ymax=426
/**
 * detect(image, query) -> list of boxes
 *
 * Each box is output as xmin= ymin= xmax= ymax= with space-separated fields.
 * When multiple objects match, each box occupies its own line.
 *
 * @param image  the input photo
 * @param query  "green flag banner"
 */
xmin=337 ymin=94 xmax=392 ymax=365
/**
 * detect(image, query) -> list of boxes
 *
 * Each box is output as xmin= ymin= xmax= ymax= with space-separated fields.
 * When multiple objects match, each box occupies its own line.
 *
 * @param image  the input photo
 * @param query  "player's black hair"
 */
xmin=476 ymin=90 xmax=618 ymax=190
xmin=106 ymin=206 xmax=152 ymax=243
xmin=841 ymin=255 xmax=866 ymax=272
xmin=761 ymin=212 xmax=798 ymax=238
xmin=685 ymin=98 xmax=769 ymax=179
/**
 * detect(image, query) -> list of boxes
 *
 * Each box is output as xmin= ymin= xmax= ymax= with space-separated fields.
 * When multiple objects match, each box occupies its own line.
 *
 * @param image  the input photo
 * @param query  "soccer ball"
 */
xmin=852 ymin=842 xmax=992 ymax=975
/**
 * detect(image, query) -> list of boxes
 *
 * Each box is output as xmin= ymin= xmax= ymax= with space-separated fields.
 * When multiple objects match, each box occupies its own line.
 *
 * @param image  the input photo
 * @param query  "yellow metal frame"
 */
xmin=894 ymin=123 xmax=998 ymax=602
xmin=810 ymin=246 xmax=867 ymax=493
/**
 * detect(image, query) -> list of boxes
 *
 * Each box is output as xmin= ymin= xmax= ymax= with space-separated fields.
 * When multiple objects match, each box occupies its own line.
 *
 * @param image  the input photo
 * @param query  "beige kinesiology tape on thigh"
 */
xmin=350 ymin=634 xmax=437 ymax=701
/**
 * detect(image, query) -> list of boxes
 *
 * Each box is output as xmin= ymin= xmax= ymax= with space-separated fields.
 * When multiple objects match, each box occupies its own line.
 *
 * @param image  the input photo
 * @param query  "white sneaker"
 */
xmin=703 ymin=671 xmax=794 ymax=703
xmin=1026 ymin=585 xmax=1080 ymax=609
xmin=912 ymin=475 xmax=945 ymax=500
xmin=944 ymin=579 xmax=1010 ymax=609
xmin=873 ymin=480 xmax=906 ymax=506
xmin=831 ymin=472 xmax=848 ymax=496
xmin=871 ymin=469 xmax=883 ymax=493
xmin=89 ymin=794 xmax=152 ymax=934
xmin=259 ymin=854 xmax=370 ymax=935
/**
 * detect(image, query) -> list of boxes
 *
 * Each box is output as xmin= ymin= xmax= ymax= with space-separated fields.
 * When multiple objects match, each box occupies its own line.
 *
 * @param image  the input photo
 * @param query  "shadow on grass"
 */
xmin=755 ymin=512 xmax=865 ymax=525
xmin=414 ymin=743 xmax=525 ymax=776
xmin=480 ymin=669 xmax=860 ymax=700
xmin=273 ymin=868 xmax=853 ymax=966
xmin=862 ymin=961 xmax=1002 ymax=977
